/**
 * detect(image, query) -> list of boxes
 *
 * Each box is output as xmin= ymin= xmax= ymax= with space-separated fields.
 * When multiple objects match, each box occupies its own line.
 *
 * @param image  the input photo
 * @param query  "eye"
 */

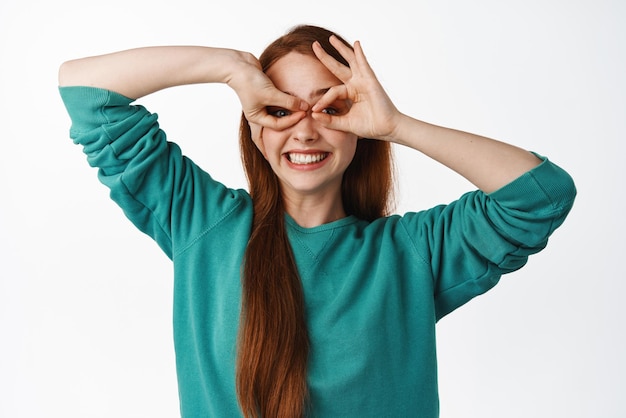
xmin=267 ymin=107 xmax=291 ymax=118
xmin=318 ymin=100 xmax=349 ymax=116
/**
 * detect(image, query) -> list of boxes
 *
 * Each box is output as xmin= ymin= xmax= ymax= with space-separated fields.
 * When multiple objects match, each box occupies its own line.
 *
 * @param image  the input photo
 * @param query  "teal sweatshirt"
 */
xmin=60 ymin=86 xmax=576 ymax=417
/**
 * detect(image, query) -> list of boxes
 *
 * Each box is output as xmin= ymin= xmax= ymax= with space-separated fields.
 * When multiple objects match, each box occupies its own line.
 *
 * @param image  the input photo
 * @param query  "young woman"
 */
xmin=58 ymin=25 xmax=576 ymax=418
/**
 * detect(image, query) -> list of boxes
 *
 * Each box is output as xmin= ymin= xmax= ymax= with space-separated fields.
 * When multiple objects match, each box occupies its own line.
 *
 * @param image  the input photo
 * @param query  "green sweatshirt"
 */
xmin=59 ymin=86 xmax=576 ymax=417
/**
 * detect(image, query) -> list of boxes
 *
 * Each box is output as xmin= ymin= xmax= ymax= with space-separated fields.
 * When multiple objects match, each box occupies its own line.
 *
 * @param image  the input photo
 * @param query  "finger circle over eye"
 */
xmin=313 ymin=85 xmax=348 ymax=112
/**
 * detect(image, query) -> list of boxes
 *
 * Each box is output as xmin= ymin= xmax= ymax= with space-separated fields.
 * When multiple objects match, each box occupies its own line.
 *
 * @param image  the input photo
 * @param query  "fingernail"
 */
xmin=299 ymin=101 xmax=309 ymax=111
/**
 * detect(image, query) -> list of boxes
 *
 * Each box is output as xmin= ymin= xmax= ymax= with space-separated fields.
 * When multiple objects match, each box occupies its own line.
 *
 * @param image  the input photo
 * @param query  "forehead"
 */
xmin=265 ymin=52 xmax=342 ymax=101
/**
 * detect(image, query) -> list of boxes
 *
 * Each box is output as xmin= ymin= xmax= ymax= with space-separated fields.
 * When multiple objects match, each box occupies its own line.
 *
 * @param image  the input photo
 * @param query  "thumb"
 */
xmin=311 ymin=112 xmax=351 ymax=133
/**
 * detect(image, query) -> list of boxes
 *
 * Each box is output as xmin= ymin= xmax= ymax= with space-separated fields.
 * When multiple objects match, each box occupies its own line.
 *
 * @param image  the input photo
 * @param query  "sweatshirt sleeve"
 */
xmin=59 ymin=86 xmax=248 ymax=259
xmin=400 ymin=155 xmax=577 ymax=320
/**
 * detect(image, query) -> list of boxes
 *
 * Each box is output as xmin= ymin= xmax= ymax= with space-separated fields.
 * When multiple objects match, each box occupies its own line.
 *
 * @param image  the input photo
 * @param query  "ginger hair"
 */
xmin=237 ymin=25 xmax=394 ymax=418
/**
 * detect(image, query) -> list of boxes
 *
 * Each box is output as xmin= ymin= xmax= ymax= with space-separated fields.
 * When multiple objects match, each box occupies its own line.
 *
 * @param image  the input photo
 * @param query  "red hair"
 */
xmin=237 ymin=25 xmax=395 ymax=418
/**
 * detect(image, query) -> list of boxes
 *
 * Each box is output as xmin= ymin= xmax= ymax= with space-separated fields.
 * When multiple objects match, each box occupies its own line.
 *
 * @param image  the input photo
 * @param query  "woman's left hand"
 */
xmin=313 ymin=36 xmax=543 ymax=194
xmin=311 ymin=36 xmax=402 ymax=142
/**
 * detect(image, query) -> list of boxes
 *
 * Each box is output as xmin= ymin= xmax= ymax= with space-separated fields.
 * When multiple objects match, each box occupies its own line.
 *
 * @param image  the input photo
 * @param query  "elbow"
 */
xmin=555 ymin=167 xmax=577 ymax=212
xmin=58 ymin=60 xmax=73 ymax=86
xmin=58 ymin=59 xmax=83 ymax=87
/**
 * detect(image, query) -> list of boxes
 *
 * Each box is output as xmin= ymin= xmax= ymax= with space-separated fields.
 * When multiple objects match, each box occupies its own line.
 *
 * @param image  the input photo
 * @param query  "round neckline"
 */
xmin=284 ymin=213 xmax=359 ymax=233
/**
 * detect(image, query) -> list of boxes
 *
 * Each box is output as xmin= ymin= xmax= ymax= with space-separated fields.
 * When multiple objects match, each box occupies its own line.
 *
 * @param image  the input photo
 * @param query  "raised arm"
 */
xmin=388 ymin=115 xmax=542 ymax=193
xmin=311 ymin=37 xmax=541 ymax=193
xmin=59 ymin=46 xmax=308 ymax=129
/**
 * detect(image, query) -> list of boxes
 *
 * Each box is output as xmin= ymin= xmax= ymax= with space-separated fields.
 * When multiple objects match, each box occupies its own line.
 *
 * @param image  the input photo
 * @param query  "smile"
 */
xmin=287 ymin=152 xmax=329 ymax=165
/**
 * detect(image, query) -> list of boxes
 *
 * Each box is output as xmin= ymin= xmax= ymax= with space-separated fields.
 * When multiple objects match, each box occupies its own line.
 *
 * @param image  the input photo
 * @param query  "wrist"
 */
xmin=223 ymin=50 xmax=260 ymax=89
xmin=381 ymin=112 xmax=412 ymax=144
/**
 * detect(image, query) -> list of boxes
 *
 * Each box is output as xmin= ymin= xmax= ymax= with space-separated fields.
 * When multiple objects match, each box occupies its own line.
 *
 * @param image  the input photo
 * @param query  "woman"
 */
xmin=59 ymin=25 xmax=576 ymax=418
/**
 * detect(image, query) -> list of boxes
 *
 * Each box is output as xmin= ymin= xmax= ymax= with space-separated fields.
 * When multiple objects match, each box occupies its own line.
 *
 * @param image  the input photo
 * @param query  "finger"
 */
xmin=328 ymin=35 xmax=358 ymax=68
xmin=329 ymin=37 xmax=378 ymax=82
xmin=256 ymin=111 xmax=306 ymax=131
xmin=311 ymin=85 xmax=352 ymax=133
xmin=312 ymin=41 xmax=352 ymax=82
xmin=311 ymin=84 xmax=349 ymax=113
xmin=266 ymin=88 xmax=309 ymax=112
xmin=351 ymin=40 xmax=378 ymax=79
xmin=311 ymin=110 xmax=351 ymax=133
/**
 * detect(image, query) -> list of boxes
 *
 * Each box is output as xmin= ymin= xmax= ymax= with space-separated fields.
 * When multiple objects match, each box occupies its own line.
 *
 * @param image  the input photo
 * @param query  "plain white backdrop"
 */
xmin=1 ymin=0 xmax=624 ymax=416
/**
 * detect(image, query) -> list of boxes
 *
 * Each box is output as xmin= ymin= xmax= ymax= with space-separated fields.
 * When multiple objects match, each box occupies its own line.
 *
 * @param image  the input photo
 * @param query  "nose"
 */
xmin=292 ymin=111 xmax=319 ymax=143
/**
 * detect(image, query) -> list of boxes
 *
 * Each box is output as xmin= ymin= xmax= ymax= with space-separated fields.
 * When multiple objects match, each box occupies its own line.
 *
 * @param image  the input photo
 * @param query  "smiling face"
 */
xmin=261 ymin=52 xmax=358 ymax=207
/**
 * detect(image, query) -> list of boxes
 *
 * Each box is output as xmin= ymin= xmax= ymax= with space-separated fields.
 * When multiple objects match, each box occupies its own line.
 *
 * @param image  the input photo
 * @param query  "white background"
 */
xmin=1 ymin=0 xmax=624 ymax=417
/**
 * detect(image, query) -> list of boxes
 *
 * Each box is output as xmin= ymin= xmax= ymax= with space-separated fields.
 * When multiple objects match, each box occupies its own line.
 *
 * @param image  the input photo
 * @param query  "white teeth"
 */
xmin=288 ymin=153 xmax=327 ymax=165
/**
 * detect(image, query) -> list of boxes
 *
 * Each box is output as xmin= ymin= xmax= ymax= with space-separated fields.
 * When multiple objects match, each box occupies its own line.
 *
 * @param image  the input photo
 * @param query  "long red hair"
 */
xmin=237 ymin=25 xmax=395 ymax=418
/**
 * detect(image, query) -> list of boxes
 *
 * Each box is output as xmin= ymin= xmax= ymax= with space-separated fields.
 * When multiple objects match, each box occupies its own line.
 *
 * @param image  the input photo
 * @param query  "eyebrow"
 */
xmin=284 ymin=87 xmax=332 ymax=101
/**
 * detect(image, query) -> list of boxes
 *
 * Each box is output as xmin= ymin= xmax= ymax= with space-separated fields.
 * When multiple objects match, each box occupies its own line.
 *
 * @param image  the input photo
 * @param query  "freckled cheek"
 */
xmin=332 ymin=134 xmax=358 ymax=158
xmin=259 ymin=130 xmax=288 ymax=161
xmin=321 ymin=126 xmax=357 ymax=142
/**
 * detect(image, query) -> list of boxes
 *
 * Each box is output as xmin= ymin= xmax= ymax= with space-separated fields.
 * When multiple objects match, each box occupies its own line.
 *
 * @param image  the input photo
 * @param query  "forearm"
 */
xmin=58 ymin=46 xmax=245 ymax=99
xmin=391 ymin=113 xmax=541 ymax=193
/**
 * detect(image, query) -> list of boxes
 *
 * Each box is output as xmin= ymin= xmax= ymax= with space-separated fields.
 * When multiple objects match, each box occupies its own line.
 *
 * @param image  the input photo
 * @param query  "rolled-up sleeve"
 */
xmin=59 ymin=86 xmax=247 ymax=259
xmin=400 ymin=155 xmax=576 ymax=320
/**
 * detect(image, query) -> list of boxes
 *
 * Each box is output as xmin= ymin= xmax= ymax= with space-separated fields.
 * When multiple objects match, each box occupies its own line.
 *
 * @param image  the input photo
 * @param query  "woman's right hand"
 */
xmin=225 ymin=51 xmax=308 ymax=137
xmin=58 ymin=46 xmax=307 ymax=154
xmin=59 ymin=46 xmax=307 ymax=129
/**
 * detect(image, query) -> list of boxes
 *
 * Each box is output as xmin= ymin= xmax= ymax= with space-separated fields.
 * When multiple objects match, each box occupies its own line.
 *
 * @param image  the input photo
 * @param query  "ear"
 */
xmin=249 ymin=122 xmax=267 ymax=158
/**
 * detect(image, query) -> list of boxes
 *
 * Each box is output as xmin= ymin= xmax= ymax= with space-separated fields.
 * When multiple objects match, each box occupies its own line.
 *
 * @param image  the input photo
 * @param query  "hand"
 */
xmin=311 ymin=36 xmax=401 ymax=142
xmin=226 ymin=51 xmax=308 ymax=152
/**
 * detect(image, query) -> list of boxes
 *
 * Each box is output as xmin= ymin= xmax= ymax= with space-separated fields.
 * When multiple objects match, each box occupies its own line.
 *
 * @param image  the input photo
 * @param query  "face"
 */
xmin=261 ymin=52 xmax=358 ymax=202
